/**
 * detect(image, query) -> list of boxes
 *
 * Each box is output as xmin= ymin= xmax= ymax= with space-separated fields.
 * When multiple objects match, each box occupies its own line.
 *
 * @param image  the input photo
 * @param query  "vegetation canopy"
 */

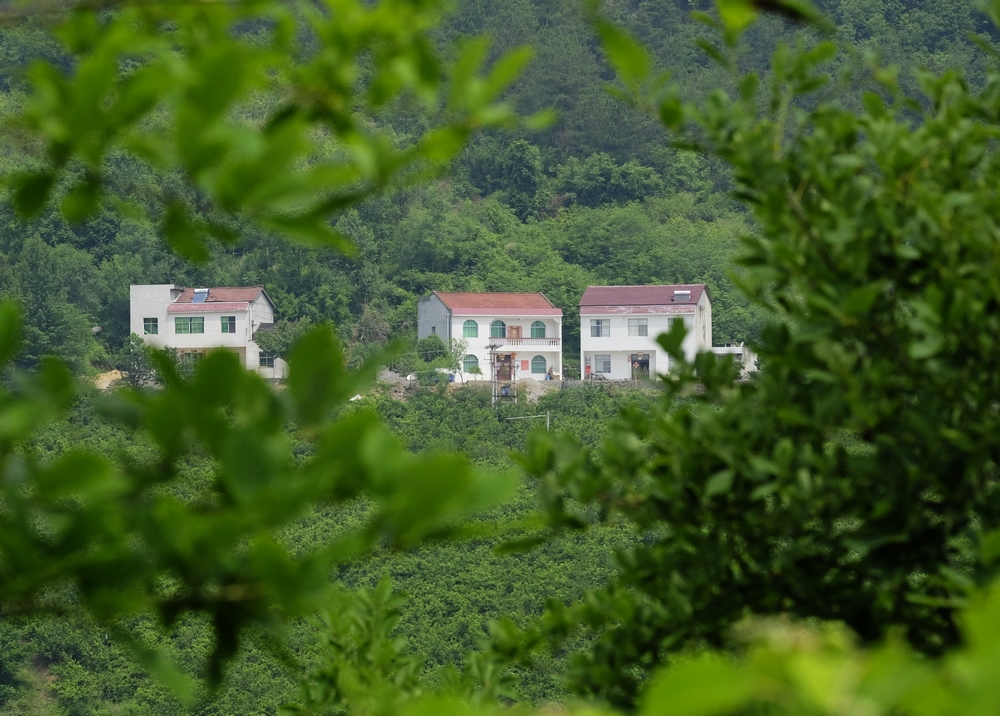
xmin=2 ymin=0 xmax=1000 ymax=714
xmin=509 ymin=0 xmax=1000 ymax=707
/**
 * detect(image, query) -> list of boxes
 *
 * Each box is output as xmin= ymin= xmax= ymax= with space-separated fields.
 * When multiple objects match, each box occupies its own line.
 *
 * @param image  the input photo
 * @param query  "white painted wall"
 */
xmin=249 ymin=293 xmax=275 ymax=330
xmin=580 ymin=312 xmax=695 ymax=380
xmin=450 ymin=314 xmax=563 ymax=379
xmin=165 ymin=311 xmax=252 ymax=350
xmin=130 ymin=284 xmax=175 ymax=349
xmin=579 ymin=292 xmax=713 ymax=380
xmin=710 ymin=343 xmax=758 ymax=379
xmin=696 ymin=292 xmax=712 ymax=351
xmin=131 ymin=285 xmax=285 ymax=377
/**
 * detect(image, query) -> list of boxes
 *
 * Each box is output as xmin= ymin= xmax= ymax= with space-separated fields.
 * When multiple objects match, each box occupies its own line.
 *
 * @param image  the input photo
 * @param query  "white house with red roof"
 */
xmin=579 ymin=284 xmax=713 ymax=380
xmin=130 ymin=284 xmax=287 ymax=378
xmin=417 ymin=292 xmax=563 ymax=380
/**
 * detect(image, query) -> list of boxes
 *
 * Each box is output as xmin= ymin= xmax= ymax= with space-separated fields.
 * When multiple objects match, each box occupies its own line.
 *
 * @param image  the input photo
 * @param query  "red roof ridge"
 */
xmin=174 ymin=285 xmax=267 ymax=303
xmin=432 ymin=291 xmax=561 ymax=313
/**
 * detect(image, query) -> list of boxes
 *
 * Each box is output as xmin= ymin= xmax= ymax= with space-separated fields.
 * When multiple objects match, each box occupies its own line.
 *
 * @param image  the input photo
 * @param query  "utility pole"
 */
xmin=487 ymin=342 xmax=501 ymax=405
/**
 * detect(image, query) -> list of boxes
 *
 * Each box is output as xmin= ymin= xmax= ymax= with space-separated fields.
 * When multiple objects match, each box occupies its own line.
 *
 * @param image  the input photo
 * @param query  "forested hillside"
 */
xmin=1 ymin=0 xmax=991 ymax=376
xmin=0 ymin=1 xmax=998 ymax=715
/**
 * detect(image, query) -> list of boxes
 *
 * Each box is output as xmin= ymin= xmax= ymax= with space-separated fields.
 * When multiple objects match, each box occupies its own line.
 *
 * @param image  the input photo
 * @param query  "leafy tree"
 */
xmin=281 ymin=579 xmax=425 ymax=716
xmin=3 ymin=236 xmax=102 ymax=372
xmin=7 ymin=0 xmax=1000 ymax=712
xmin=115 ymin=334 xmax=158 ymax=388
xmin=465 ymin=137 xmax=543 ymax=219
xmin=615 ymin=577 xmax=1000 ymax=716
xmin=0 ymin=0 xmax=534 ymax=698
xmin=254 ymin=318 xmax=316 ymax=359
xmin=8 ymin=0 xmax=535 ymax=257
xmin=552 ymin=153 xmax=663 ymax=208
xmin=415 ymin=334 xmax=447 ymax=363
xmin=507 ymin=0 xmax=1000 ymax=707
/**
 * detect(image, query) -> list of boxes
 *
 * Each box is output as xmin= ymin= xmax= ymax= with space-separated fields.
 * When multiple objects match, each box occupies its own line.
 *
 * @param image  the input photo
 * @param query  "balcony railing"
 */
xmin=497 ymin=337 xmax=561 ymax=347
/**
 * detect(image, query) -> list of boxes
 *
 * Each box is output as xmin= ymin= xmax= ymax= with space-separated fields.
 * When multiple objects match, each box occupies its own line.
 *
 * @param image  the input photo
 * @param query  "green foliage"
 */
xmin=1 ymin=235 xmax=102 ymax=372
xmin=506 ymin=0 xmax=1000 ymax=708
xmin=636 ymin=576 xmax=1000 ymax=716
xmin=281 ymin=579 xmax=424 ymax=716
xmin=254 ymin=318 xmax=316 ymax=358
xmin=415 ymin=335 xmax=447 ymax=363
xmin=552 ymin=153 xmax=664 ymax=208
xmin=8 ymin=0 xmax=534 ymax=258
xmin=3 ymin=0 xmax=1000 ymax=713
xmin=0 ymin=307 xmax=516 ymax=698
xmin=114 ymin=333 xmax=158 ymax=388
xmin=465 ymin=137 xmax=543 ymax=219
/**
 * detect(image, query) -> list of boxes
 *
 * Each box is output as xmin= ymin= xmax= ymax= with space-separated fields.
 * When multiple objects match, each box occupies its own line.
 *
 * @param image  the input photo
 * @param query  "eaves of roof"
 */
xmin=167 ymin=302 xmax=250 ymax=313
xmin=579 ymin=305 xmax=697 ymax=315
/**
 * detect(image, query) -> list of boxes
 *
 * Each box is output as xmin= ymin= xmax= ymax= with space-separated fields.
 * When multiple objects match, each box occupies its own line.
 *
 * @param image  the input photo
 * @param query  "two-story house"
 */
xmin=579 ymin=284 xmax=712 ymax=379
xmin=417 ymin=292 xmax=563 ymax=380
xmin=130 ymin=284 xmax=288 ymax=379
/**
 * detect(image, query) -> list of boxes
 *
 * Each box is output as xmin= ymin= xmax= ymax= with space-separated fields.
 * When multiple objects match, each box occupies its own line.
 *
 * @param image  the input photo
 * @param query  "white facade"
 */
xmin=417 ymin=292 xmax=563 ymax=381
xmin=710 ymin=342 xmax=759 ymax=378
xmin=452 ymin=315 xmax=563 ymax=380
xmin=579 ymin=285 xmax=712 ymax=380
xmin=129 ymin=284 xmax=288 ymax=379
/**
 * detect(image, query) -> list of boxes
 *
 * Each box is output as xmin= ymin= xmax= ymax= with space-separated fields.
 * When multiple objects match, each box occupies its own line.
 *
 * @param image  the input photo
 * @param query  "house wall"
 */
xmin=710 ymin=343 xmax=758 ymax=379
xmin=246 ymin=339 xmax=289 ymax=379
xmin=132 ymin=284 xmax=281 ymax=374
xmin=163 ymin=310 xmax=252 ymax=351
xmin=256 ymin=357 xmax=289 ymax=380
xmin=130 ymin=284 xmax=175 ymax=348
xmin=696 ymin=292 xmax=712 ymax=351
xmin=249 ymin=294 xmax=275 ymax=330
xmin=451 ymin=315 xmax=563 ymax=379
xmin=579 ymin=311 xmax=696 ymax=380
xmin=417 ymin=294 xmax=451 ymax=341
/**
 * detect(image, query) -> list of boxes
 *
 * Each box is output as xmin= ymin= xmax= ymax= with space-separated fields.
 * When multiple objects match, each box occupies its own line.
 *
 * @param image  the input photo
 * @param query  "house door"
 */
xmin=630 ymin=353 xmax=650 ymax=378
xmin=508 ymin=325 xmax=522 ymax=340
xmin=496 ymin=354 xmax=513 ymax=381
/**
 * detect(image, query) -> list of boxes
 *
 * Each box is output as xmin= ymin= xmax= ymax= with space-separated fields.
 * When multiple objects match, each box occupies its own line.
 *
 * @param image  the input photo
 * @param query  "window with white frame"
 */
xmin=530 ymin=355 xmax=546 ymax=374
xmin=530 ymin=321 xmax=546 ymax=338
xmin=590 ymin=319 xmax=610 ymax=337
xmin=463 ymin=320 xmax=478 ymax=338
xmin=593 ymin=354 xmax=611 ymax=373
xmin=143 ymin=317 xmax=158 ymax=335
xmin=259 ymin=353 xmax=276 ymax=368
xmin=463 ymin=354 xmax=479 ymax=373
xmin=627 ymin=318 xmax=648 ymax=336
xmin=490 ymin=320 xmax=506 ymax=338
xmin=221 ymin=315 xmax=236 ymax=333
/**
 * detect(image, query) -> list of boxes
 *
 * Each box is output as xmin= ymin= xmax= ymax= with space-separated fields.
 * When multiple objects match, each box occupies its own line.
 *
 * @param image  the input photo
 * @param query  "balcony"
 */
xmin=497 ymin=337 xmax=561 ymax=348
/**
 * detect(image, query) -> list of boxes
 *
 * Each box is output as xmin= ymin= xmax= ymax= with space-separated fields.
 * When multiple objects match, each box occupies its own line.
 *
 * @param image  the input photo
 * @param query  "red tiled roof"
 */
xmin=435 ymin=292 xmax=563 ymax=316
xmin=579 ymin=284 xmax=707 ymax=307
xmin=174 ymin=286 xmax=265 ymax=303
xmin=167 ymin=302 xmax=250 ymax=313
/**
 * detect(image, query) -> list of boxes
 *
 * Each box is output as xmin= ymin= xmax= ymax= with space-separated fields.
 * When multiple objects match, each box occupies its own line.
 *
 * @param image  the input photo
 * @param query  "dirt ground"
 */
xmin=515 ymin=377 xmax=560 ymax=403
xmin=93 ymin=370 xmax=124 ymax=390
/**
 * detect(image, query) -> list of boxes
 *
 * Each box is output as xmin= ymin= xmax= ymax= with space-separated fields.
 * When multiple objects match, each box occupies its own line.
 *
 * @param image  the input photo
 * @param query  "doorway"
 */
xmin=630 ymin=353 xmax=650 ymax=379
